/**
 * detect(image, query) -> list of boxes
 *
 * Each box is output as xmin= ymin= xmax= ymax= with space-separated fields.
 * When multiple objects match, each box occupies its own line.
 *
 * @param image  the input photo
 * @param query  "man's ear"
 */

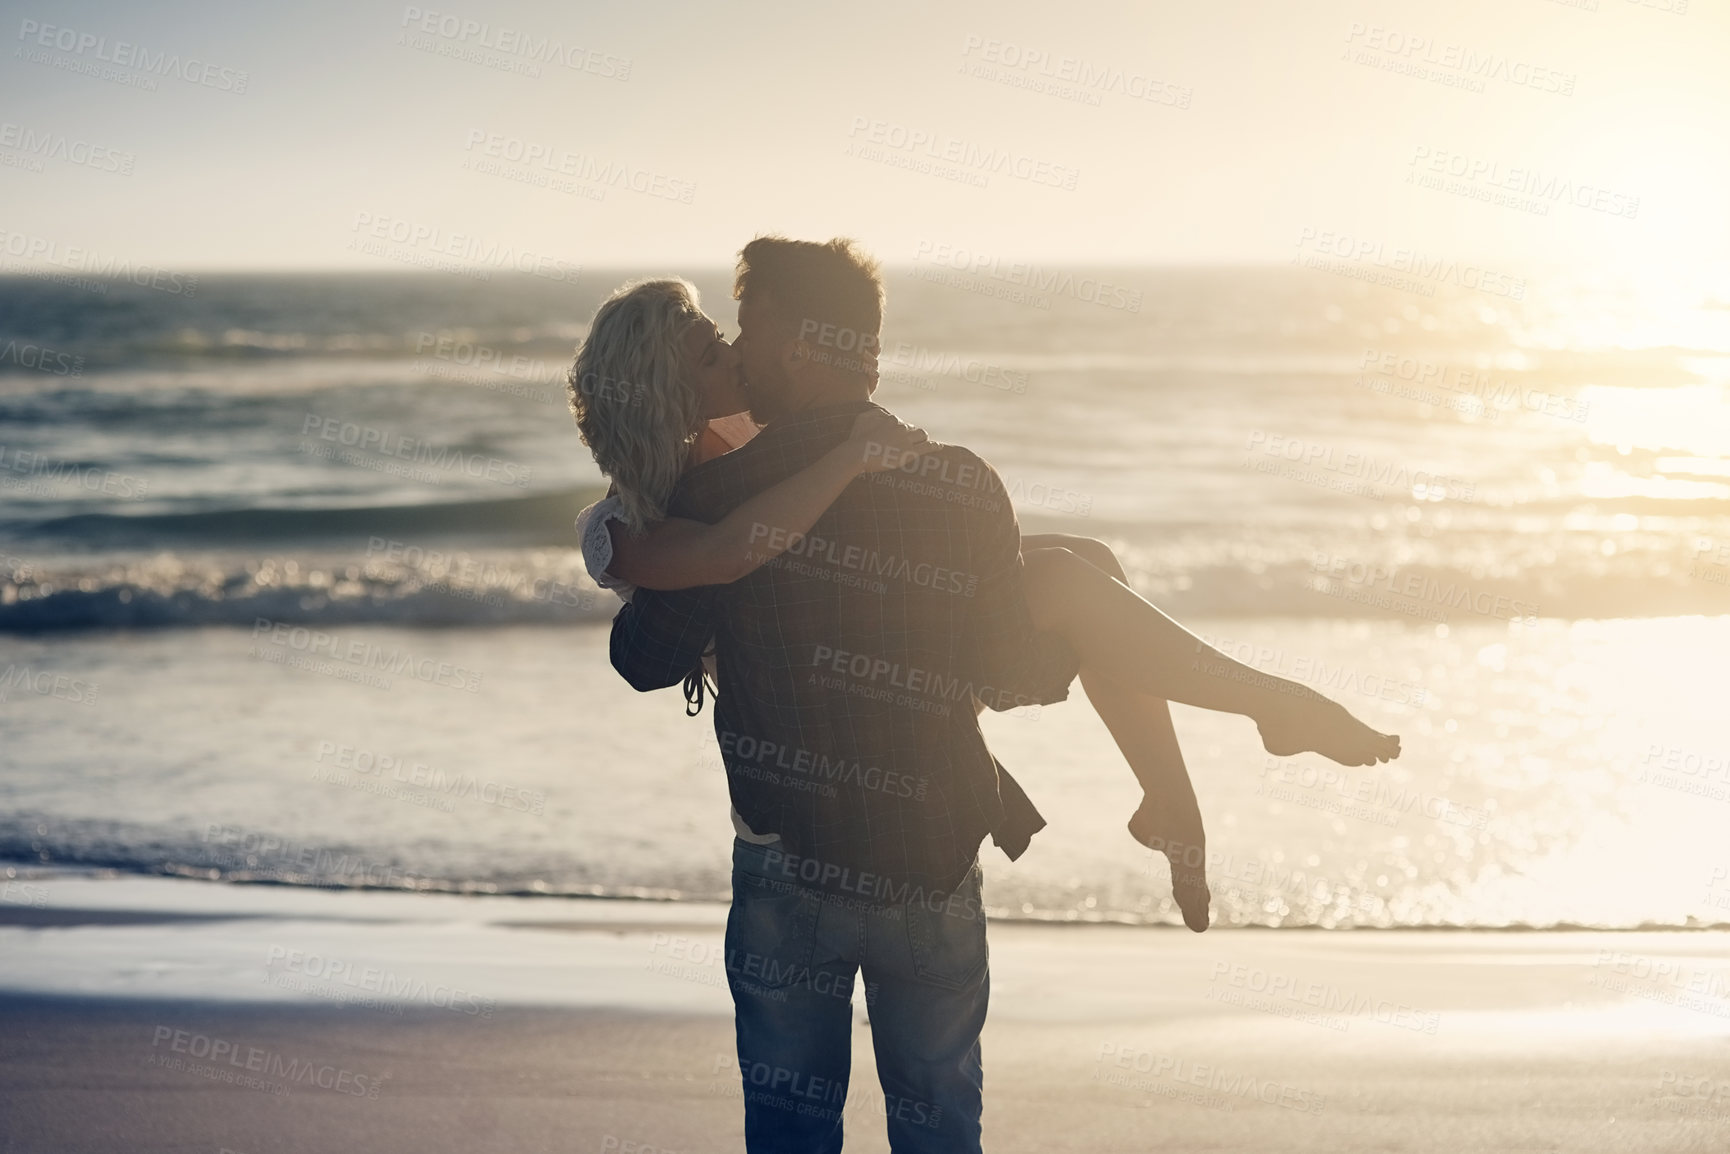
xmin=782 ymin=338 xmax=811 ymax=377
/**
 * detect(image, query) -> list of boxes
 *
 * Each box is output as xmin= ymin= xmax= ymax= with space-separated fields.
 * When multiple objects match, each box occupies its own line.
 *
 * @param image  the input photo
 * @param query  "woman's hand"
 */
xmin=843 ymin=410 xmax=936 ymax=475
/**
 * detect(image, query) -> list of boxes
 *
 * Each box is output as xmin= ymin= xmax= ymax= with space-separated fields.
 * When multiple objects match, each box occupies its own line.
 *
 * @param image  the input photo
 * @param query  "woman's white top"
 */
xmin=575 ymin=493 xmax=636 ymax=602
xmin=574 ymin=412 xmax=762 ymax=604
xmin=577 ymin=414 xmax=778 ymax=844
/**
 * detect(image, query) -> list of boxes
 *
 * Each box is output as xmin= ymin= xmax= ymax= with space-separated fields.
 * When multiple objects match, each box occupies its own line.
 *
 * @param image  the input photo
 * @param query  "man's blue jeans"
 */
xmin=725 ymin=836 xmax=990 ymax=1153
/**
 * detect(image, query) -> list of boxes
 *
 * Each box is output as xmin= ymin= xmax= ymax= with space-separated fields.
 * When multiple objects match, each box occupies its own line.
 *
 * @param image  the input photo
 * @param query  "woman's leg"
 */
xmin=1022 ymin=534 xmax=1210 ymax=932
xmin=1020 ymin=541 xmax=1400 ymax=767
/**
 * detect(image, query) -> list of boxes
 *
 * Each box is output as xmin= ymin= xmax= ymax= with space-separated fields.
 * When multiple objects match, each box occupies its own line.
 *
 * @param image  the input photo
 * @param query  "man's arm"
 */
xmin=604 ymin=412 xmax=932 ymax=592
xmin=608 ymin=584 xmax=718 ymax=692
xmin=959 ymin=455 xmax=1079 ymax=710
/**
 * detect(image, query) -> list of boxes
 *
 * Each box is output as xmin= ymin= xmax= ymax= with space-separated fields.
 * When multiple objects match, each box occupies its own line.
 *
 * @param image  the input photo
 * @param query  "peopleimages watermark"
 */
xmin=912 ymin=239 xmax=1143 ymax=312
xmin=745 ymin=521 xmax=979 ymax=599
xmin=1589 ymin=950 xmax=1730 ymax=1019
xmin=958 ymin=34 xmax=1191 ymax=110
xmin=1 ymin=878 xmax=49 ymax=908
xmin=1136 ymin=834 xmax=1388 ymax=921
xmin=1637 ymin=742 xmax=1730 ymax=805
xmin=1309 ymin=550 xmax=1539 ymax=628
xmin=710 ymin=1053 xmax=944 ymax=1133
xmin=0 ymin=663 xmax=99 ymax=707
xmin=0 ymin=228 xmax=198 ymax=295
xmin=1244 ymin=429 xmax=1476 ymax=504
xmin=793 ymin=317 xmax=880 ymax=376
xmin=1406 ymin=146 xmax=1638 ymax=220
xmin=645 ymin=932 xmax=878 ymax=1007
xmin=645 ymin=931 xmax=751 ymax=1000
xmin=1258 ymin=757 xmax=1492 ymax=831
xmin=809 ymin=642 xmax=1049 ymax=721
xmin=860 ymin=442 xmax=1094 ymax=518
xmin=1704 ymin=866 xmax=1730 ymax=915
xmin=199 ymin=824 xmax=424 ymax=887
xmin=397 ymin=7 xmax=630 ymax=80
xmin=599 ymin=1138 xmax=692 ymax=1154
xmin=362 ymin=537 xmax=596 ymax=611
xmin=299 ymin=413 xmax=533 ymax=488
xmin=249 ymin=617 xmax=484 ymax=693
xmin=1293 ymin=227 xmax=1526 ymax=301
xmin=567 ymin=365 xmax=650 ymax=408
xmin=15 ymin=18 xmax=249 ymax=93
xmin=1208 ymin=961 xmax=1441 ymax=1035
xmin=1656 ymin=1070 xmax=1729 ymax=1124
xmin=880 ymin=341 xmax=1029 ymax=395
xmin=1356 ymin=348 xmax=1589 ymax=424
xmin=1341 ymin=21 xmax=1576 ymax=97
xmin=263 ymin=945 xmax=496 ymax=1018
xmin=346 ymin=211 xmax=580 ymax=283
xmin=0 ymin=120 xmax=134 ymax=175
xmin=148 ymin=1026 xmax=384 ymax=1099
xmin=0 ymin=265 xmax=106 ymax=295
xmin=0 ymin=341 xmax=82 ymax=379
xmin=752 ymin=845 xmax=988 ymax=923
xmin=1093 ymin=1043 xmax=1325 ymax=1114
xmin=462 ymin=129 xmax=694 ymax=204
xmin=1191 ymin=630 xmax=1428 ymax=707
xmin=716 ymin=728 xmax=931 ymax=803
xmin=412 ymin=332 xmax=564 ymax=404
xmin=0 ymin=449 xmax=148 ymax=498
xmin=1690 ymin=537 xmax=1728 ymax=587
xmin=845 ymin=116 xmax=1080 ymax=191
xmin=1537 ymin=0 xmax=1688 ymax=14
xmin=311 ymin=741 xmax=546 ymax=816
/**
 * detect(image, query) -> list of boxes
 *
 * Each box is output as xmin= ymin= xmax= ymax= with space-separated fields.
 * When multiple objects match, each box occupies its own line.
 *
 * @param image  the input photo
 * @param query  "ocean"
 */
xmin=1 ymin=266 xmax=1726 ymax=929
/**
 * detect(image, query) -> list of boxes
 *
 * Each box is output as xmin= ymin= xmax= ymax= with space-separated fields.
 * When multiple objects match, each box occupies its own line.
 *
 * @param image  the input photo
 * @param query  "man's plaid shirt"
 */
xmin=610 ymin=398 xmax=1079 ymax=901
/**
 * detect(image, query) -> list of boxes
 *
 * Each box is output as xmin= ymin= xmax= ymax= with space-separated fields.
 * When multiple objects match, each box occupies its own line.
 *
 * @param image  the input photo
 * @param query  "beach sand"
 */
xmin=2 ymin=874 xmax=1727 ymax=1153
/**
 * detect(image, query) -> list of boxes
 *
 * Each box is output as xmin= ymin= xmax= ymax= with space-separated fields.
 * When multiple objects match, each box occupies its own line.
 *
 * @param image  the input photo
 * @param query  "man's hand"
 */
xmin=1128 ymin=795 xmax=1211 ymax=933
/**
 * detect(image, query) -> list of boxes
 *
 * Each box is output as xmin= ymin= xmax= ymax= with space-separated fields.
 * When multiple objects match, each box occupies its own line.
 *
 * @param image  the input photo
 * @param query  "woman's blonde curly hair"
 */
xmin=566 ymin=278 xmax=707 ymax=534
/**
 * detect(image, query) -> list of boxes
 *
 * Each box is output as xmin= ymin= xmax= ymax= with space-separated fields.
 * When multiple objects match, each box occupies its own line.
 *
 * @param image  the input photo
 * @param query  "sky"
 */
xmin=2 ymin=0 xmax=1727 ymax=278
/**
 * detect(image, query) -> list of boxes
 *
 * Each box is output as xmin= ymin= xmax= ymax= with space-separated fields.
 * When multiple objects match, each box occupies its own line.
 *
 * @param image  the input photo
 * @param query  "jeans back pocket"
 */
xmin=727 ymin=868 xmax=821 ymax=991
xmin=904 ymin=863 xmax=987 ymax=990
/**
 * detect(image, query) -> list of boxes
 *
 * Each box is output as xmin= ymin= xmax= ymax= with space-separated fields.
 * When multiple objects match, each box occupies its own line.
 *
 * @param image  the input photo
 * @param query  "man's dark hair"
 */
xmin=733 ymin=235 xmax=884 ymax=356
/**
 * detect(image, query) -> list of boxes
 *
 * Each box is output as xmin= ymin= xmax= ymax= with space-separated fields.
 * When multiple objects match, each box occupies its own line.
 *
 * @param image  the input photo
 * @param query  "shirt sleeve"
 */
xmin=960 ymin=455 xmax=1080 ymax=711
xmin=576 ymin=495 xmax=637 ymax=602
xmin=608 ymin=584 xmax=719 ymax=692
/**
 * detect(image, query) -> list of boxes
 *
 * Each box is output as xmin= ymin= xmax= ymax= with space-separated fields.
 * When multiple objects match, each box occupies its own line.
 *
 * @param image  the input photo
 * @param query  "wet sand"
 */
xmin=2 ymin=874 xmax=1727 ymax=1152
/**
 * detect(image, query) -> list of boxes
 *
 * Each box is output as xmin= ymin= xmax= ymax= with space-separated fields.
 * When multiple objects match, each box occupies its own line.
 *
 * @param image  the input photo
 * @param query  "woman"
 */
xmin=569 ymin=278 xmax=1400 ymax=930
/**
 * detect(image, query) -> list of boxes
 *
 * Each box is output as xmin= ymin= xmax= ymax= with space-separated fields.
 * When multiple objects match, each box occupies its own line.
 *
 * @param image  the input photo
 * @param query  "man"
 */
xmin=610 ymin=236 xmax=1081 ymax=1153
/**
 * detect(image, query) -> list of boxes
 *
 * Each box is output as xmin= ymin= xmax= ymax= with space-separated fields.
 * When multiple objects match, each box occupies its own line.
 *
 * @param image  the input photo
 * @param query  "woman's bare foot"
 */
xmin=1255 ymin=689 xmax=1401 ymax=766
xmin=1127 ymin=795 xmax=1211 ymax=933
